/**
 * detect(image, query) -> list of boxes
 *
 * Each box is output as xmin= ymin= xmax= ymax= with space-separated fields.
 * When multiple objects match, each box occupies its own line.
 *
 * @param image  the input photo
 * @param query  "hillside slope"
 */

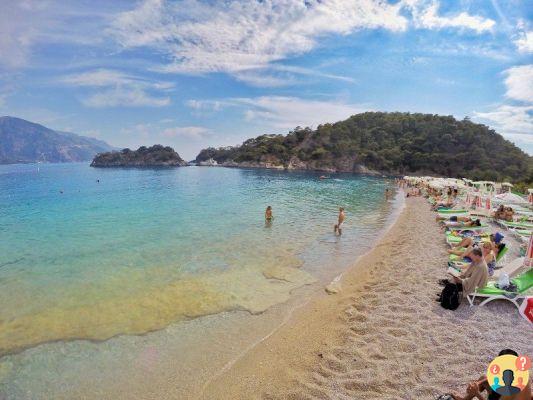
xmin=0 ymin=116 xmax=114 ymax=164
xmin=91 ymin=145 xmax=188 ymax=167
xmin=196 ymin=112 xmax=532 ymax=182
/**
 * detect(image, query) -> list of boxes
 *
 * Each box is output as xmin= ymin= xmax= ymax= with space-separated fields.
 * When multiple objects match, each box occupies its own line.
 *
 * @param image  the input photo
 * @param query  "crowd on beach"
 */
xmin=398 ymin=176 xmax=532 ymax=400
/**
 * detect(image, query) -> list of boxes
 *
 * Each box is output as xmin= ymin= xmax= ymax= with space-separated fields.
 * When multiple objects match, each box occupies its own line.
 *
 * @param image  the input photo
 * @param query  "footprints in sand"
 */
xmin=260 ymin=199 xmax=532 ymax=400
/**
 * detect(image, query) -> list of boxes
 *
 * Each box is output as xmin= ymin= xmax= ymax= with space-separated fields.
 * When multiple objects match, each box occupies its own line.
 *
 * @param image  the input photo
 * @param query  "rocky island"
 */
xmin=91 ymin=145 xmax=188 ymax=167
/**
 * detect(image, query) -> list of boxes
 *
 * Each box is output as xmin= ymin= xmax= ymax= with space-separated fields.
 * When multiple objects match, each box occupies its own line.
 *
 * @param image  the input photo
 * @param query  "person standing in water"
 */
xmin=385 ymin=188 xmax=391 ymax=200
xmin=334 ymin=207 xmax=345 ymax=236
xmin=265 ymin=206 xmax=273 ymax=222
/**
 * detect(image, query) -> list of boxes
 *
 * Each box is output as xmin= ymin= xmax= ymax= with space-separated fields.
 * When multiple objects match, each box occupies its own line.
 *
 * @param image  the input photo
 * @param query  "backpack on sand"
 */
xmin=439 ymin=282 xmax=461 ymax=310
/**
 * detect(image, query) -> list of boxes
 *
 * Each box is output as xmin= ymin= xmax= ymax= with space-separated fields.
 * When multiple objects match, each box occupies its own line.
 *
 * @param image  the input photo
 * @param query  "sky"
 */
xmin=0 ymin=0 xmax=532 ymax=160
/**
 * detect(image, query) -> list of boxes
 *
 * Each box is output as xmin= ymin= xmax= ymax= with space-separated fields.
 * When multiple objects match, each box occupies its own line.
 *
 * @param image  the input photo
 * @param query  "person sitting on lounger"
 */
xmin=493 ymin=205 xmax=506 ymax=220
xmin=433 ymin=198 xmax=456 ymax=210
xmin=489 ymin=233 xmax=505 ymax=258
xmin=451 ymin=248 xmax=489 ymax=298
xmin=504 ymin=207 xmax=515 ymax=222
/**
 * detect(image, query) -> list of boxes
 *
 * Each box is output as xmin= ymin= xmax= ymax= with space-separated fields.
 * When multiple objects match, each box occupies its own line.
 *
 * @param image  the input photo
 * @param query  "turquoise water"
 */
xmin=0 ymin=163 xmax=395 ymax=357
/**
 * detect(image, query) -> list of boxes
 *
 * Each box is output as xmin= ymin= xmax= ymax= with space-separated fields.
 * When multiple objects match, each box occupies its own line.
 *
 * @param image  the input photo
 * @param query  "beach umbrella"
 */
xmin=474 ymin=195 xmax=482 ymax=209
xmin=494 ymin=192 xmax=529 ymax=205
xmin=519 ymin=297 xmax=533 ymax=325
xmin=526 ymin=235 xmax=533 ymax=268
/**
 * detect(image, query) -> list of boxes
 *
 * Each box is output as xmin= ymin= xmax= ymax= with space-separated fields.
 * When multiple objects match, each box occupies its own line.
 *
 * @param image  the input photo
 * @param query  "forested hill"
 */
xmin=196 ymin=112 xmax=533 ymax=183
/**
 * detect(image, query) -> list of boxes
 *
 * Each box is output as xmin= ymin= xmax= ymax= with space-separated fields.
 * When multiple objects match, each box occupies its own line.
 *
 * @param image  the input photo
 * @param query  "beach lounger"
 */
xmin=437 ymin=208 xmax=468 ymax=214
xmin=444 ymin=224 xmax=488 ymax=232
xmin=492 ymin=257 xmax=525 ymax=280
xmin=446 ymin=233 xmax=489 ymax=246
xmin=467 ymin=269 xmax=533 ymax=309
xmin=502 ymin=221 xmax=533 ymax=230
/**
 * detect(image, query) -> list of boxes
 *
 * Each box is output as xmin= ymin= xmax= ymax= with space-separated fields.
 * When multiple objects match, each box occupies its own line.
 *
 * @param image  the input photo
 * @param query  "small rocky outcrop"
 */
xmin=91 ymin=145 xmax=188 ymax=167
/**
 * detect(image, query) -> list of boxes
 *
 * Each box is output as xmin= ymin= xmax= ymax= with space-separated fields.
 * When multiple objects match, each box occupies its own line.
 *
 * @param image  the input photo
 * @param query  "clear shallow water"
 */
xmin=0 ymin=163 xmax=395 ymax=358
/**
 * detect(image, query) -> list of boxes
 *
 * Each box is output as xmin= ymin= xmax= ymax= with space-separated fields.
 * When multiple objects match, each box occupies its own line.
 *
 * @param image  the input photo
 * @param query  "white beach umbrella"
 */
xmin=526 ymin=234 xmax=533 ymax=268
xmin=494 ymin=192 xmax=529 ymax=205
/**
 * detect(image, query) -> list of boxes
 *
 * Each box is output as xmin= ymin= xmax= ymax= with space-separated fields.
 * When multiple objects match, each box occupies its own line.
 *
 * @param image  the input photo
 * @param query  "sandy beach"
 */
xmin=199 ymin=196 xmax=532 ymax=400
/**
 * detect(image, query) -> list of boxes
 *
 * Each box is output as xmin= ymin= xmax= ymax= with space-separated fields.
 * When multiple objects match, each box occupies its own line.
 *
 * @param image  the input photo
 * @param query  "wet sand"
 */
xmin=199 ymin=196 xmax=532 ymax=399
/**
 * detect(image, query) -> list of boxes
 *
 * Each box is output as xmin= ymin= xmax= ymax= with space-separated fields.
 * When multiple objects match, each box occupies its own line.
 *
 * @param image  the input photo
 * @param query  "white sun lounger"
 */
xmin=492 ymin=257 xmax=525 ymax=280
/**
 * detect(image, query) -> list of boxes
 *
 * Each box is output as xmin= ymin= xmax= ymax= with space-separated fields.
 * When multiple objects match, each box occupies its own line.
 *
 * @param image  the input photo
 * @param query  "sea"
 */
xmin=0 ymin=163 xmax=402 ymax=398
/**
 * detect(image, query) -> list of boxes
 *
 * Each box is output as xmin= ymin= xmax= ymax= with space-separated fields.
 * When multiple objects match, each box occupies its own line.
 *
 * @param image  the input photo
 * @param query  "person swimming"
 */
xmin=265 ymin=206 xmax=273 ymax=222
xmin=334 ymin=207 xmax=345 ymax=236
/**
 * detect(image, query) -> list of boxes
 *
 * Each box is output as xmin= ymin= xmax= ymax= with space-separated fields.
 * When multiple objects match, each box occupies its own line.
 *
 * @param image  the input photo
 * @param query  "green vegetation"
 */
xmin=196 ymin=112 xmax=533 ymax=183
xmin=91 ymin=145 xmax=187 ymax=167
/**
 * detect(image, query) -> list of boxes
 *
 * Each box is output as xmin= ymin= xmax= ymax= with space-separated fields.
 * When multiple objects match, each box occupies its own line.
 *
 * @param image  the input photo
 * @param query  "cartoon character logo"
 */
xmin=487 ymin=354 xmax=531 ymax=395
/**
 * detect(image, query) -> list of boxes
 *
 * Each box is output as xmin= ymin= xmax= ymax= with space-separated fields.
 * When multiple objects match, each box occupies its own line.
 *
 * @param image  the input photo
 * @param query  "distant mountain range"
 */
xmin=0 ymin=116 xmax=115 ymax=164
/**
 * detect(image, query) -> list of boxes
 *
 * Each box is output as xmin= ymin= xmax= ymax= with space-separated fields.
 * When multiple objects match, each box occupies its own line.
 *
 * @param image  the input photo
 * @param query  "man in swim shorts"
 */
xmin=334 ymin=207 xmax=345 ymax=236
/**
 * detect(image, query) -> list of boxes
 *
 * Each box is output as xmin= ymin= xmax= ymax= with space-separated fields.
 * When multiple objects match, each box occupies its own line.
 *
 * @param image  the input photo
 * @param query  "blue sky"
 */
xmin=0 ymin=0 xmax=532 ymax=160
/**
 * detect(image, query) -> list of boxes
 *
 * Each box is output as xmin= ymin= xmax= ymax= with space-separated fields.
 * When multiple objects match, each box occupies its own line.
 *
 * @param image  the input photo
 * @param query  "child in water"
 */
xmin=265 ymin=206 xmax=273 ymax=222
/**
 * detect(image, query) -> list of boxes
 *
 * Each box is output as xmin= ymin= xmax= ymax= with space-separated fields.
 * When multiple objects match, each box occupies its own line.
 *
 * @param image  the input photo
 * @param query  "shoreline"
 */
xmin=0 ymin=172 xmax=401 ymax=400
xmin=198 ymin=196 xmax=532 ymax=399
xmin=196 ymin=190 xmax=406 ymax=397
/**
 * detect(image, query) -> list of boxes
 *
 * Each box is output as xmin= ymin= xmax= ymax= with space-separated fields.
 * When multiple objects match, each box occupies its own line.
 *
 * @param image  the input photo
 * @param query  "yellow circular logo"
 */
xmin=487 ymin=354 xmax=531 ymax=395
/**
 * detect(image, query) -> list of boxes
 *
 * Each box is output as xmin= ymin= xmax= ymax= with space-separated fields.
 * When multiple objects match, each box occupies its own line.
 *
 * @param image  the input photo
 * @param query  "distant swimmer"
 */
xmin=265 ymin=206 xmax=273 ymax=222
xmin=319 ymin=175 xmax=330 ymax=180
xmin=334 ymin=207 xmax=345 ymax=236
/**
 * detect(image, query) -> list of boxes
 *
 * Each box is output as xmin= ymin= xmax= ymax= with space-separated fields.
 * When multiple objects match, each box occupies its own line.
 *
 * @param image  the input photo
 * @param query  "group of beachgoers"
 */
xmin=264 ymin=184 xmax=395 ymax=236
xmin=401 ymin=179 xmax=532 ymax=399
xmin=264 ymin=205 xmax=346 ymax=235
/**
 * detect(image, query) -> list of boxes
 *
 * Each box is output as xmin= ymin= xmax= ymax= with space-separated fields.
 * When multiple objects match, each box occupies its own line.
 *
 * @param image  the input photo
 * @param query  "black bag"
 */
xmin=439 ymin=282 xmax=461 ymax=310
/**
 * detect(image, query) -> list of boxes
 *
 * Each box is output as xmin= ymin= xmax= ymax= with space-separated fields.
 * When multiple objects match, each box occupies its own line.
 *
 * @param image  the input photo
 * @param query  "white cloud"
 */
xmin=474 ymin=105 xmax=533 ymax=135
xmin=187 ymin=96 xmax=369 ymax=129
xmin=404 ymin=0 xmax=495 ymax=33
xmin=514 ymin=19 xmax=533 ymax=54
xmin=109 ymin=0 xmax=409 ymax=76
xmin=106 ymin=0 xmax=497 ymax=87
xmin=514 ymin=31 xmax=533 ymax=53
xmin=0 ymin=1 xmax=111 ymax=69
xmin=504 ymin=65 xmax=533 ymax=103
xmin=82 ymin=87 xmax=170 ymax=108
xmin=161 ymin=126 xmax=212 ymax=140
xmin=61 ymin=69 xmax=172 ymax=108
xmin=472 ymin=64 xmax=533 ymax=146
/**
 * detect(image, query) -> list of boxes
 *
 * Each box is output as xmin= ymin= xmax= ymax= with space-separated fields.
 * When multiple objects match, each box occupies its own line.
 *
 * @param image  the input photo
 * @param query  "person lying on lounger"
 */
xmin=436 ymin=215 xmax=473 ymax=223
xmin=444 ymin=218 xmax=482 ymax=228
